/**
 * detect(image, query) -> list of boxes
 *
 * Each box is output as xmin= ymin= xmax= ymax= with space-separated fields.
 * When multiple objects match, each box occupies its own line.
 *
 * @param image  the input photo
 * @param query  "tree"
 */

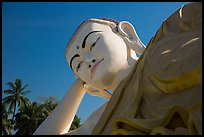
xmin=35 ymin=96 xmax=59 ymax=113
xmin=2 ymin=79 xmax=31 ymax=123
xmin=14 ymin=102 xmax=49 ymax=135
xmin=2 ymin=102 xmax=12 ymax=135
xmin=69 ymin=115 xmax=81 ymax=131
xmin=14 ymin=96 xmax=59 ymax=135
xmin=2 ymin=78 xmax=82 ymax=135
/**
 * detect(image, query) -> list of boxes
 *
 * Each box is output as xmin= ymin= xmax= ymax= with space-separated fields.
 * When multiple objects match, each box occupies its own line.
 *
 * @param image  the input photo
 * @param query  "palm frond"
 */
xmin=3 ymin=96 xmax=14 ymax=104
xmin=6 ymin=82 xmax=15 ymax=90
xmin=21 ymin=90 xmax=31 ymax=95
xmin=20 ymin=84 xmax=29 ymax=93
xmin=8 ymin=101 xmax=15 ymax=112
xmin=3 ymin=89 xmax=15 ymax=95
xmin=15 ymin=79 xmax=22 ymax=89
xmin=17 ymin=100 xmax=22 ymax=107
xmin=20 ymin=114 xmax=30 ymax=120
xmin=2 ymin=119 xmax=12 ymax=135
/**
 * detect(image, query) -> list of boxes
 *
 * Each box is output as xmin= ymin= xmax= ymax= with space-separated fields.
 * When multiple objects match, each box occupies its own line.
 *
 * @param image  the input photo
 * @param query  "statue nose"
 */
xmin=88 ymin=59 xmax=96 ymax=68
xmin=83 ymin=52 xmax=97 ymax=68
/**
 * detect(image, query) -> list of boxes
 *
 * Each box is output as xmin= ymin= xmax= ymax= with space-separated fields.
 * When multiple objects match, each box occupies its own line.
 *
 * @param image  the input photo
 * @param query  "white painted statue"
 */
xmin=33 ymin=18 xmax=145 ymax=135
xmin=34 ymin=3 xmax=202 ymax=135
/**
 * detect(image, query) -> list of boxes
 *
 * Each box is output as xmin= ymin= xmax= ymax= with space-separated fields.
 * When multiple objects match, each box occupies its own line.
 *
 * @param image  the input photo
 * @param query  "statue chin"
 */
xmin=88 ymin=61 xmax=130 ymax=91
xmin=88 ymin=68 xmax=116 ymax=90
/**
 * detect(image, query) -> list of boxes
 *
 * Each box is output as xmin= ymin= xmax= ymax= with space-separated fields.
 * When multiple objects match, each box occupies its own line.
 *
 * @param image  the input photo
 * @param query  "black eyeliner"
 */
xmin=70 ymin=54 xmax=80 ymax=70
xmin=76 ymin=61 xmax=83 ymax=72
xmin=90 ymin=37 xmax=100 ymax=51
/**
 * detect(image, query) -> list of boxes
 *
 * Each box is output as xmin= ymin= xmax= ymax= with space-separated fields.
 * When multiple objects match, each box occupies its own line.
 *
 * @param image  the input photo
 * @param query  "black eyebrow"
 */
xmin=82 ymin=31 xmax=102 ymax=49
xmin=70 ymin=54 xmax=80 ymax=70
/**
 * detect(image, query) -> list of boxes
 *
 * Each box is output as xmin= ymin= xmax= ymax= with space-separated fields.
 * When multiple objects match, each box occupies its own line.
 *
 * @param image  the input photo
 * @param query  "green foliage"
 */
xmin=2 ymin=103 xmax=13 ymax=135
xmin=69 ymin=115 xmax=81 ymax=131
xmin=2 ymin=78 xmax=81 ymax=135
xmin=2 ymin=79 xmax=31 ymax=123
xmin=14 ymin=102 xmax=50 ymax=135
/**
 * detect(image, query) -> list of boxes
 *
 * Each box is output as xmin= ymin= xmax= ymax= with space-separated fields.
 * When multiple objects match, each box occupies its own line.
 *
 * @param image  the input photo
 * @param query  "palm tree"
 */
xmin=36 ymin=96 xmax=59 ymax=113
xmin=2 ymin=102 xmax=13 ymax=135
xmin=14 ymin=102 xmax=48 ymax=135
xmin=14 ymin=97 xmax=59 ymax=135
xmin=2 ymin=79 xmax=31 ymax=123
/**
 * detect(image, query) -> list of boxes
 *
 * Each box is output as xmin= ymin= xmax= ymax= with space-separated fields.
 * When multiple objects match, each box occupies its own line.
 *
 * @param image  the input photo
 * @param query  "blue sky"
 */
xmin=2 ymin=2 xmax=188 ymax=123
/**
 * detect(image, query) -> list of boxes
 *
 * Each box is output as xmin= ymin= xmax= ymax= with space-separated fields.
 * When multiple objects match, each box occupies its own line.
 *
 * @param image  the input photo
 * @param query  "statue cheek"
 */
xmin=94 ymin=70 xmax=115 ymax=89
xmin=95 ymin=47 xmax=112 ymax=62
xmin=77 ymin=67 xmax=89 ymax=81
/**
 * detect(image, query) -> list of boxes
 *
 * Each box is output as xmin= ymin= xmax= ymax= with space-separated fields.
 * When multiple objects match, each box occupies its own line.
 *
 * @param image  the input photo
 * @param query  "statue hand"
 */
xmin=83 ymin=82 xmax=112 ymax=100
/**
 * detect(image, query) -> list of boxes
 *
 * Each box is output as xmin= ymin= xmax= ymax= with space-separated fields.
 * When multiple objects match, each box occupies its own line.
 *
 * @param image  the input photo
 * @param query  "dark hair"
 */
xmin=74 ymin=18 xmax=119 ymax=34
xmin=98 ymin=18 xmax=120 ymax=25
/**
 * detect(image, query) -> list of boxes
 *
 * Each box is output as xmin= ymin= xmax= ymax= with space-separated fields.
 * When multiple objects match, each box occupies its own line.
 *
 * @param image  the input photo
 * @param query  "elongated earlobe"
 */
xmin=118 ymin=21 xmax=136 ymax=39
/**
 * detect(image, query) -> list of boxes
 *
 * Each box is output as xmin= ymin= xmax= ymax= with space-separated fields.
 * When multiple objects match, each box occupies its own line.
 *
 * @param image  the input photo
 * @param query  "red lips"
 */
xmin=91 ymin=58 xmax=104 ymax=76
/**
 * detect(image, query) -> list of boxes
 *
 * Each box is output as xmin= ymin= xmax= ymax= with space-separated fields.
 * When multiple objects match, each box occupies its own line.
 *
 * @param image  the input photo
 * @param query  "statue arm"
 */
xmin=33 ymin=78 xmax=86 ymax=135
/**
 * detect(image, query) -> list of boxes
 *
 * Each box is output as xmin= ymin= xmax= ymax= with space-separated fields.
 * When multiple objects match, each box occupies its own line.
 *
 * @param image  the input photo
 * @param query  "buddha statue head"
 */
xmin=65 ymin=18 xmax=145 ymax=93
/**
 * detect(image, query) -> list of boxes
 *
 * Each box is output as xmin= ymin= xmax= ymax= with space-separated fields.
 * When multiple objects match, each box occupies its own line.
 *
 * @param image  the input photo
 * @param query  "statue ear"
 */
xmin=118 ymin=21 xmax=145 ymax=55
xmin=118 ymin=21 xmax=136 ymax=40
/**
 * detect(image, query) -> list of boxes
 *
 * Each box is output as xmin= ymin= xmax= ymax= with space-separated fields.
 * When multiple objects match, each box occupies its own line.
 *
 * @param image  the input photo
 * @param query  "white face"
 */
xmin=67 ymin=22 xmax=129 ymax=90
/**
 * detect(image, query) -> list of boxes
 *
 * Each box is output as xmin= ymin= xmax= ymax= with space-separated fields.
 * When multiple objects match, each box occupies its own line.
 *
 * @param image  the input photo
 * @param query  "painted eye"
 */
xmin=90 ymin=42 xmax=96 ymax=51
xmin=90 ymin=37 xmax=100 ymax=51
xmin=76 ymin=61 xmax=83 ymax=72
